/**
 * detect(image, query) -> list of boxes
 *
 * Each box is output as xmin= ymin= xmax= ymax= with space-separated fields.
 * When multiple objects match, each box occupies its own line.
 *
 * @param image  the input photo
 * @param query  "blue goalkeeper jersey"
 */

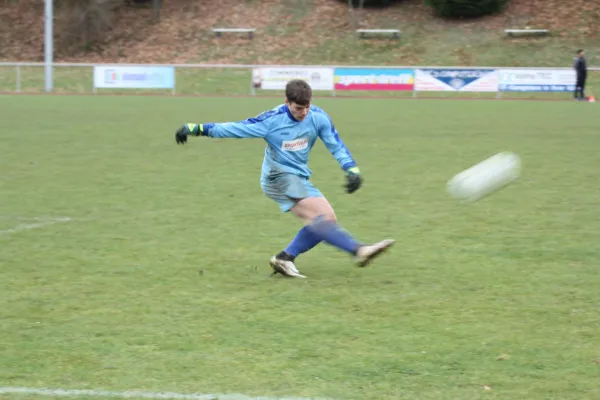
xmin=201 ymin=104 xmax=357 ymax=179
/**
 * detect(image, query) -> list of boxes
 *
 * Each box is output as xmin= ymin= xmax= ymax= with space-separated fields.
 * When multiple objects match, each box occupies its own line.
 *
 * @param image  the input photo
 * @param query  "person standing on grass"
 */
xmin=172 ymin=79 xmax=395 ymax=278
xmin=573 ymin=49 xmax=588 ymax=101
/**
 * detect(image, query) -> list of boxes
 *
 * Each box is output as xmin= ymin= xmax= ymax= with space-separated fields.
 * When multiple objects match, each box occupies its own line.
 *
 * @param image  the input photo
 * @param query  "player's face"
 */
xmin=286 ymin=101 xmax=311 ymax=121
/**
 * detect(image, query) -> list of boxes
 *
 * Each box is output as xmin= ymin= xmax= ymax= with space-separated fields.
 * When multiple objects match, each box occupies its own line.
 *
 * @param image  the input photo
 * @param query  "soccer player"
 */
xmin=174 ymin=79 xmax=394 ymax=278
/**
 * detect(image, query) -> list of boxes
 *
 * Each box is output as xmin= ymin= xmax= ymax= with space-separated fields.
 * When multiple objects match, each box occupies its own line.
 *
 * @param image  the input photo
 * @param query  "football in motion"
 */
xmin=447 ymin=152 xmax=521 ymax=202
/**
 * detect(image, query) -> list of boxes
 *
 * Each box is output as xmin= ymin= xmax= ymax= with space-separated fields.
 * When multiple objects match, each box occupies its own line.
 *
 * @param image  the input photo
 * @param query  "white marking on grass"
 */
xmin=0 ymin=387 xmax=331 ymax=400
xmin=0 ymin=217 xmax=71 ymax=236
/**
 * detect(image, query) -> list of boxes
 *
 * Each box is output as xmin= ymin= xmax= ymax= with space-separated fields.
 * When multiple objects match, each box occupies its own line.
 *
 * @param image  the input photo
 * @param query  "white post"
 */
xmin=92 ymin=66 xmax=97 ymax=95
xmin=172 ymin=67 xmax=176 ymax=96
xmin=16 ymin=64 xmax=21 ymax=93
xmin=44 ymin=0 xmax=53 ymax=92
xmin=496 ymin=70 xmax=502 ymax=99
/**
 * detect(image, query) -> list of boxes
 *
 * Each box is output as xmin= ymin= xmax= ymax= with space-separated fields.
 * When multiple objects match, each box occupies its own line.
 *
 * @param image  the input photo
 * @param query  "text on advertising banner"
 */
xmin=499 ymin=69 xmax=576 ymax=92
xmin=94 ymin=66 xmax=175 ymax=89
xmin=415 ymin=69 xmax=499 ymax=92
xmin=252 ymin=68 xmax=334 ymax=91
xmin=334 ymin=69 xmax=414 ymax=91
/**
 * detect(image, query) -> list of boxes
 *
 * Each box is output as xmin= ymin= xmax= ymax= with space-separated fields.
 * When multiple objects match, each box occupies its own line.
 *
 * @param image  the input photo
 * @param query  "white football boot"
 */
xmin=354 ymin=239 xmax=396 ymax=267
xmin=269 ymin=255 xmax=306 ymax=278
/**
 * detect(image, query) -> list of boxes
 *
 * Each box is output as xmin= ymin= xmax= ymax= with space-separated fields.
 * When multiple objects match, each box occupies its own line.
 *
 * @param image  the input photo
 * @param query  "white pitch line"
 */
xmin=0 ymin=217 xmax=71 ymax=236
xmin=0 ymin=387 xmax=331 ymax=400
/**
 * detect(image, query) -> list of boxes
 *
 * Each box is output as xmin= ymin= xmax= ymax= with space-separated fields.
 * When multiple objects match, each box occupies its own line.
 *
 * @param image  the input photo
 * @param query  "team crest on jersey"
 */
xmin=282 ymin=137 xmax=309 ymax=152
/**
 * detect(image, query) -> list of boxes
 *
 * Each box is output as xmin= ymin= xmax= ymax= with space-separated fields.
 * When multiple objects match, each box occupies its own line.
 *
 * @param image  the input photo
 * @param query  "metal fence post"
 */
xmin=16 ymin=64 xmax=21 ymax=93
xmin=172 ymin=66 xmax=176 ymax=96
xmin=250 ymin=67 xmax=256 ymax=96
xmin=91 ymin=65 xmax=96 ymax=95
xmin=495 ymin=69 xmax=501 ymax=99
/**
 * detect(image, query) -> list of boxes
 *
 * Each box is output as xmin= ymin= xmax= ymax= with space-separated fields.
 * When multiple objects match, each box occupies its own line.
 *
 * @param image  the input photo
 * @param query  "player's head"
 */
xmin=577 ymin=49 xmax=584 ymax=57
xmin=285 ymin=79 xmax=312 ymax=121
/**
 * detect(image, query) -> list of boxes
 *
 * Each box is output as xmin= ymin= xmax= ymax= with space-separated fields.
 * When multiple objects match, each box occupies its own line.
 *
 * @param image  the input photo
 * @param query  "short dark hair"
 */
xmin=577 ymin=49 xmax=584 ymax=54
xmin=285 ymin=79 xmax=312 ymax=106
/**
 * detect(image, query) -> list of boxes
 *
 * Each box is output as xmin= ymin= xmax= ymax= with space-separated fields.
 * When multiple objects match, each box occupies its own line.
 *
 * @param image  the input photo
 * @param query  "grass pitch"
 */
xmin=1 ymin=95 xmax=599 ymax=400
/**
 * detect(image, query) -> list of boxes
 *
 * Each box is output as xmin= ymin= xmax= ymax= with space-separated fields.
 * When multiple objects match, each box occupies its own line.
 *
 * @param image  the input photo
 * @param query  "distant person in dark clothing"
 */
xmin=573 ymin=49 xmax=587 ymax=100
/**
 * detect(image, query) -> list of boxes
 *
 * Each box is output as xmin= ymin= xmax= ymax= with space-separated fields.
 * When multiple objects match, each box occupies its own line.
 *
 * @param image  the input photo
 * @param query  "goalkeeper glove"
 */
xmin=175 ymin=123 xmax=205 ymax=145
xmin=345 ymin=167 xmax=363 ymax=194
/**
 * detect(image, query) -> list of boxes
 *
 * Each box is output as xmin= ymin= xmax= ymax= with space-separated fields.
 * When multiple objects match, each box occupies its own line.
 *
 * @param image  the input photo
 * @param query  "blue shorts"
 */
xmin=261 ymin=173 xmax=323 ymax=212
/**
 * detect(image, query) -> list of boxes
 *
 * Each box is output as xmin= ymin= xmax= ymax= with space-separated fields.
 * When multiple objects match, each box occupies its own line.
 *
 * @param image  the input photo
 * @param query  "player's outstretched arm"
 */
xmin=174 ymin=118 xmax=269 ymax=144
xmin=317 ymin=114 xmax=363 ymax=194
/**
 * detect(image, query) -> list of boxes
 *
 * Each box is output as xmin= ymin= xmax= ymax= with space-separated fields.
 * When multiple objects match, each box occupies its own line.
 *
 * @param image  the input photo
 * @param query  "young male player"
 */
xmin=174 ymin=79 xmax=394 ymax=278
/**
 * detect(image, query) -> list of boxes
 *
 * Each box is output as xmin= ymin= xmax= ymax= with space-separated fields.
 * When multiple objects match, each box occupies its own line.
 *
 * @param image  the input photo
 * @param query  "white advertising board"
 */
xmin=499 ymin=69 xmax=576 ymax=92
xmin=94 ymin=66 xmax=175 ymax=89
xmin=252 ymin=68 xmax=334 ymax=90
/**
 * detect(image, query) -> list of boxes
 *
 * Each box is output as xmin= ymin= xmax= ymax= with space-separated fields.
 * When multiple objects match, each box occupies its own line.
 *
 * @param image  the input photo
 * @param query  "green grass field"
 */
xmin=1 ymin=94 xmax=599 ymax=400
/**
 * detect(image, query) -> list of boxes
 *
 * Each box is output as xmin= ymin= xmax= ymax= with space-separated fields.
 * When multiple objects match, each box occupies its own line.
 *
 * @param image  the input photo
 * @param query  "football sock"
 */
xmin=306 ymin=215 xmax=361 ymax=255
xmin=283 ymin=226 xmax=322 ymax=258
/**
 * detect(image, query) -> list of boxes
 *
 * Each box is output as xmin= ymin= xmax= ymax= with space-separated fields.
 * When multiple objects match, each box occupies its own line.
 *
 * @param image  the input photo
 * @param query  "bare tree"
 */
xmin=56 ymin=0 xmax=121 ymax=51
xmin=348 ymin=0 xmax=366 ymax=29
xmin=152 ymin=0 xmax=162 ymax=23
xmin=125 ymin=0 xmax=163 ymax=24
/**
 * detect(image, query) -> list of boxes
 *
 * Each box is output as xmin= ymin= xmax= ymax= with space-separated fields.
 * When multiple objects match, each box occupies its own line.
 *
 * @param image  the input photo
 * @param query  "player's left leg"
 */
xmin=274 ymin=178 xmax=394 ymax=274
xmin=264 ymin=175 xmax=394 ymax=278
xmin=289 ymin=195 xmax=395 ymax=267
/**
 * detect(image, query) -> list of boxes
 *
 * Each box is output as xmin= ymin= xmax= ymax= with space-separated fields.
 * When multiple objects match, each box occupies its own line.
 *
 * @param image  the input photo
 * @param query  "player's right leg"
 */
xmin=261 ymin=173 xmax=316 ymax=278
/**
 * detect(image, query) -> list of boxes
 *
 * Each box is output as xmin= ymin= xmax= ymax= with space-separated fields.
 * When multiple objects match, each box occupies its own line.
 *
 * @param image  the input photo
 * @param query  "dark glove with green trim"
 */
xmin=345 ymin=167 xmax=363 ymax=194
xmin=175 ymin=123 xmax=204 ymax=145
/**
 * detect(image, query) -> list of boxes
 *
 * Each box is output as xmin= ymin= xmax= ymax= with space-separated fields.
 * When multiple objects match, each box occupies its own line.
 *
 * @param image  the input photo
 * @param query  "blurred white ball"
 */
xmin=448 ymin=152 xmax=521 ymax=202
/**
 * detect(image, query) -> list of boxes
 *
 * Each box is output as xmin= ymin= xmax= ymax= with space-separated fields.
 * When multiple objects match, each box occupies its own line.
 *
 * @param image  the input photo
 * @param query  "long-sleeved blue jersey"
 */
xmin=201 ymin=104 xmax=357 ymax=179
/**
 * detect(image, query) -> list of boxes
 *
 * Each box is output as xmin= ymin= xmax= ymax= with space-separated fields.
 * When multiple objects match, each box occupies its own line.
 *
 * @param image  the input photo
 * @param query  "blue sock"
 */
xmin=284 ymin=226 xmax=322 ymax=257
xmin=306 ymin=216 xmax=361 ymax=255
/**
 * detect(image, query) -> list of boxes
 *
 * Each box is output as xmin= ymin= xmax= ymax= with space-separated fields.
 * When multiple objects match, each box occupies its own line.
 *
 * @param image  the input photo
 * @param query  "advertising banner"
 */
xmin=334 ymin=68 xmax=414 ymax=91
xmin=415 ymin=69 xmax=498 ymax=92
xmin=499 ymin=69 xmax=576 ymax=92
xmin=252 ymin=68 xmax=334 ymax=91
xmin=94 ymin=66 xmax=175 ymax=89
